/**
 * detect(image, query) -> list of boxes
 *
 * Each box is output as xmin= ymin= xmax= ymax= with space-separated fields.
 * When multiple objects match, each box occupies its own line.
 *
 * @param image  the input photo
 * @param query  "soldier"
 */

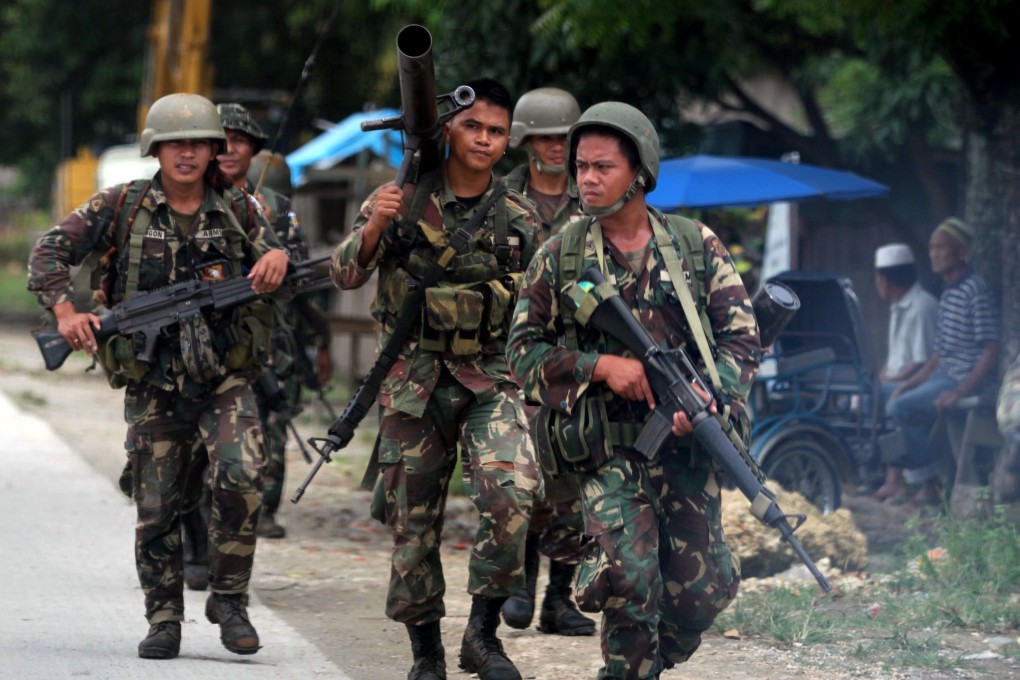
xmin=27 ymin=93 xmax=289 ymax=659
xmin=507 ymin=102 xmax=759 ymax=679
xmin=500 ymin=87 xmax=594 ymax=637
xmin=217 ymin=104 xmax=333 ymax=539
xmin=330 ymin=78 xmax=542 ymax=680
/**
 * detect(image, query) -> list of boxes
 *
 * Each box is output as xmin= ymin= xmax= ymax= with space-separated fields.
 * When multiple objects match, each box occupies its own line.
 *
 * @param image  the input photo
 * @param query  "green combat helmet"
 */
xmin=139 ymin=93 xmax=227 ymax=156
xmin=567 ymin=101 xmax=659 ymax=217
xmin=510 ymin=87 xmax=581 ymax=173
xmin=248 ymin=150 xmax=293 ymax=197
xmin=216 ymin=103 xmax=268 ymax=154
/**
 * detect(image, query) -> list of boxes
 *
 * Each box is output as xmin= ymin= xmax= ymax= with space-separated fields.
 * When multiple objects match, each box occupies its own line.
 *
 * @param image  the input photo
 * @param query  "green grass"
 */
xmin=0 ymin=262 xmax=38 ymax=313
xmin=712 ymin=509 xmax=1020 ymax=672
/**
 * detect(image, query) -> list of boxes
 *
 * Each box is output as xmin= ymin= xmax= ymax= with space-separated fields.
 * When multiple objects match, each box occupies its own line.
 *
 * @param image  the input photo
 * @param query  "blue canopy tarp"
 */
xmin=286 ymin=108 xmax=403 ymax=187
xmin=648 ymin=154 xmax=890 ymax=210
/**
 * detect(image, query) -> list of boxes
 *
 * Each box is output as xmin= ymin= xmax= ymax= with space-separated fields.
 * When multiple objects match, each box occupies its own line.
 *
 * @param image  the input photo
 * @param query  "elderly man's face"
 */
xmin=929 ymin=228 xmax=967 ymax=276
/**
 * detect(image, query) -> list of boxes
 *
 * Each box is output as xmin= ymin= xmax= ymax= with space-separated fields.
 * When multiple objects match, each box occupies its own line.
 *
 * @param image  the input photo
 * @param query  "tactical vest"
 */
xmin=93 ymin=180 xmax=273 ymax=389
xmin=378 ymin=174 xmax=524 ymax=356
xmin=551 ymin=210 xmax=718 ymax=454
xmin=558 ymin=210 xmax=715 ymax=355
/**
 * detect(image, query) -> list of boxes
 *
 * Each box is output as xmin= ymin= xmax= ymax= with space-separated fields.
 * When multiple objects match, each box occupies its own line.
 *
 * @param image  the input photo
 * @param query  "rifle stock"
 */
xmin=573 ymin=267 xmax=831 ymax=592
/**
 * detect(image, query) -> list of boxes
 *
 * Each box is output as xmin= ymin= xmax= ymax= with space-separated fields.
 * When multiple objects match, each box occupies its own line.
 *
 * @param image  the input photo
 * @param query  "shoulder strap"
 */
xmin=121 ymin=180 xmax=153 ymax=300
xmin=653 ymin=216 xmax=720 ymax=390
xmin=558 ymin=216 xmax=594 ymax=351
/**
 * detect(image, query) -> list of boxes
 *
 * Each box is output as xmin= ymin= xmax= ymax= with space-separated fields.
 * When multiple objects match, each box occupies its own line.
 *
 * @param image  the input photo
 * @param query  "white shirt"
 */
xmin=884 ymin=282 xmax=939 ymax=379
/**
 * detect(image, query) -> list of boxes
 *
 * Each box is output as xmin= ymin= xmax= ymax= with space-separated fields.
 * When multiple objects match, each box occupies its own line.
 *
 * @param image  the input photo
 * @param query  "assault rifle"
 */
xmin=34 ymin=256 xmax=333 ymax=372
xmin=569 ymin=267 xmax=831 ymax=592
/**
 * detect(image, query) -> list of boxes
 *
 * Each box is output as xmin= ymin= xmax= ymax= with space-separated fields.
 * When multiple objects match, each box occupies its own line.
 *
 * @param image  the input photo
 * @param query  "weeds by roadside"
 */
xmin=713 ymin=508 xmax=1020 ymax=673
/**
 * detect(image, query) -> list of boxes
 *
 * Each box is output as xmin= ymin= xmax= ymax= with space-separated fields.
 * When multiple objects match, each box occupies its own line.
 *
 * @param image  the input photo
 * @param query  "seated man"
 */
xmin=869 ymin=243 xmax=938 ymax=498
xmin=878 ymin=218 xmax=1000 ymax=506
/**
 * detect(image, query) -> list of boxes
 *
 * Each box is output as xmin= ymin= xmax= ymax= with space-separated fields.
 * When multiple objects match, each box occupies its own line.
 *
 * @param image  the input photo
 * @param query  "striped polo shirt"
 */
xmin=934 ymin=268 xmax=999 ymax=383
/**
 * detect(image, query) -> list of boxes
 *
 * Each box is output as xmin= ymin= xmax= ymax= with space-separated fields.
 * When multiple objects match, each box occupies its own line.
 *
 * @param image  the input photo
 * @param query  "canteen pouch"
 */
xmin=224 ymin=299 xmax=276 ymax=371
xmin=536 ymin=389 xmax=614 ymax=476
xmin=96 ymin=333 xmax=149 ymax=389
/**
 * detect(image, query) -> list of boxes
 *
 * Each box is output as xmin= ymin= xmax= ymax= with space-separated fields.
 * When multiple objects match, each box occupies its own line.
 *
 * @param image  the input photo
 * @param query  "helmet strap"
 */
xmin=581 ymin=171 xmax=646 ymax=217
xmin=527 ymin=146 xmax=566 ymax=175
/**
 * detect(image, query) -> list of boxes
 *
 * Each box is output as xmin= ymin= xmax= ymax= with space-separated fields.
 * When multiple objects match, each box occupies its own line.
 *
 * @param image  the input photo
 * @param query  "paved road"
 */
xmin=0 ymin=389 xmax=352 ymax=679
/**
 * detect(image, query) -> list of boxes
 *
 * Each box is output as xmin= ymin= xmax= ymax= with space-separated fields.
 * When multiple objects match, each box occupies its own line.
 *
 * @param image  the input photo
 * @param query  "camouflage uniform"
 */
xmin=503 ymin=163 xmax=587 ymax=563
xmin=507 ymin=210 xmax=759 ymax=679
xmin=330 ymin=170 xmax=542 ymax=625
xmin=246 ymin=180 xmax=331 ymax=520
xmin=28 ymin=173 xmax=282 ymax=625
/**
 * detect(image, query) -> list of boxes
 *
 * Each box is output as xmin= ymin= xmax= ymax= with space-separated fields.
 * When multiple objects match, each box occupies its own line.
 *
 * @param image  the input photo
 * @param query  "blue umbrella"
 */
xmin=648 ymin=154 xmax=890 ymax=210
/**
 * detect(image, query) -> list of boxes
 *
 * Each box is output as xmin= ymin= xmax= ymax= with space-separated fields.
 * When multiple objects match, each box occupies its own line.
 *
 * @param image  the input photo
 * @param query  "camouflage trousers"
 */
xmin=124 ymin=373 xmax=266 ymax=624
xmin=255 ymin=374 xmax=302 ymax=515
xmin=525 ymin=402 xmax=584 ymax=564
xmin=372 ymin=381 xmax=539 ymax=625
xmin=575 ymin=450 xmax=740 ymax=680
xmin=528 ymin=494 xmax=585 ymax=565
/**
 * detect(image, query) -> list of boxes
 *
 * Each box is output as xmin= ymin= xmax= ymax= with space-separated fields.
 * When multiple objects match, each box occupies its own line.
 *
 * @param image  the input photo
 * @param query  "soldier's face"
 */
xmin=445 ymin=101 xmax=510 ymax=174
xmin=218 ymin=129 xmax=256 ymax=184
xmin=574 ymin=134 xmax=639 ymax=209
xmin=157 ymin=139 xmax=214 ymax=186
xmin=528 ymin=134 xmax=568 ymax=170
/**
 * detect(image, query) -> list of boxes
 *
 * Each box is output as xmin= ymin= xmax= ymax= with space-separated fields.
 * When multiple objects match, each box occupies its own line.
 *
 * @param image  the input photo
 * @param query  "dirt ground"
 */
xmin=2 ymin=322 xmax=1016 ymax=680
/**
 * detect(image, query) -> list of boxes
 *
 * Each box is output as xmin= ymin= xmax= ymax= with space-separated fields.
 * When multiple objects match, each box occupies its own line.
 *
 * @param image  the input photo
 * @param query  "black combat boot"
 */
xmin=205 ymin=593 xmax=261 ymax=655
xmin=137 ymin=621 xmax=181 ymax=659
xmin=256 ymin=510 xmax=287 ymax=539
xmin=538 ymin=560 xmax=596 ymax=636
xmin=406 ymin=621 xmax=446 ymax=680
xmin=459 ymin=596 xmax=522 ymax=680
xmin=501 ymin=534 xmax=539 ymax=629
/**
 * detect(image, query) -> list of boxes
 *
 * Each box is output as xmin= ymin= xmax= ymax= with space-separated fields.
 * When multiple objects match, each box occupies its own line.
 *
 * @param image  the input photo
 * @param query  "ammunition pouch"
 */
xmin=179 ymin=312 xmax=227 ymax=384
xmin=420 ymin=276 xmax=520 ymax=356
xmin=95 ymin=333 xmax=149 ymax=389
xmin=534 ymin=389 xmax=615 ymax=477
xmin=224 ymin=299 xmax=276 ymax=371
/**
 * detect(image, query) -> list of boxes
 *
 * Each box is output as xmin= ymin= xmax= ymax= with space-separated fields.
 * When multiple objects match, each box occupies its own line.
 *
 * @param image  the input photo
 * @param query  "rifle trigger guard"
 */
xmin=307 ymin=436 xmax=337 ymax=462
xmin=773 ymin=513 xmax=807 ymax=533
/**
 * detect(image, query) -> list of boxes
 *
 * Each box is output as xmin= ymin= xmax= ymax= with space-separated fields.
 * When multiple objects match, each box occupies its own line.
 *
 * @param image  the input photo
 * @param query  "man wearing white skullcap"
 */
xmin=870 ymin=243 xmax=939 ymax=500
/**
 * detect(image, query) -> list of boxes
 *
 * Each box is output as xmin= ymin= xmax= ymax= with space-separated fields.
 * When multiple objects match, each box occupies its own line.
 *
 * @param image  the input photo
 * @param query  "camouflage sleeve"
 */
xmin=508 ymin=237 xmax=600 ymax=415
xmin=27 ymin=187 xmax=122 ymax=309
xmin=699 ymin=222 xmax=761 ymax=404
xmin=238 ymin=190 xmax=285 ymax=262
xmin=330 ymin=185 xmax=394 ymax=290
xmin=504 ymin=190 xmax=544 ymax=267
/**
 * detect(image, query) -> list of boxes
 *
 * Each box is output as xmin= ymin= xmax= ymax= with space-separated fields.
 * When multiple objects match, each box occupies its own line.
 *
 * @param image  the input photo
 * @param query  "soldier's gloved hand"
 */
xmin=52 ymin=300 xmax=101 ymax=356
xmin=248 ymin=248 xmax=290 ymax=294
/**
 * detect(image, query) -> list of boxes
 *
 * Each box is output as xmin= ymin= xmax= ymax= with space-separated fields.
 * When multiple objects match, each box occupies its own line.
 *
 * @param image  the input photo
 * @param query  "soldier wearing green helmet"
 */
xmin=28 ymin=92 xmax=290 ymax=660
xmin=501 ymin=87 xmax=594 ymax=639
xmin=504 ymin=87 xmax=585 ymax=239
xmin=508 ymin=101 xmax=760 ymax=679
xmin=213 ymin=104 xmax=332 ymax=542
